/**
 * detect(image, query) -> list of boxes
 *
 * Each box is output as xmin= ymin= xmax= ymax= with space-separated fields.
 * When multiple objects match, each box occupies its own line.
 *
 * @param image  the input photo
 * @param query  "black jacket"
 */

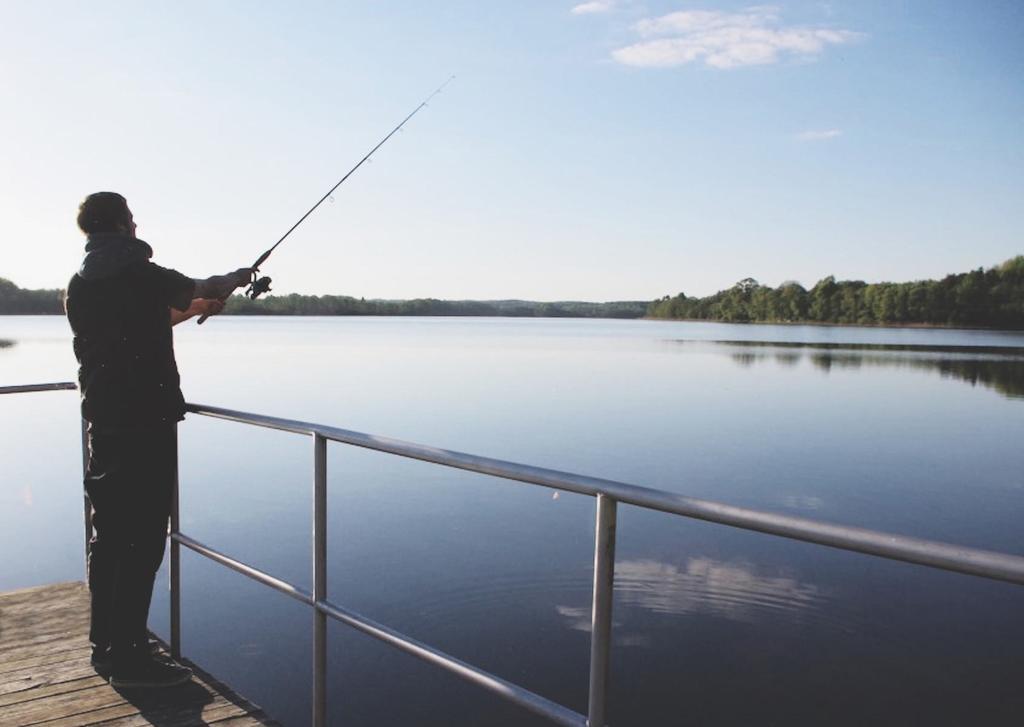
xmin=65 ymin=234 xmax=195 ymax=426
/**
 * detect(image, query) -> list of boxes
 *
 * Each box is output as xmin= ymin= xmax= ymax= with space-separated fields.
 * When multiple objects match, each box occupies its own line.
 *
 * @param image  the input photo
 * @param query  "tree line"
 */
xmin=223 ymin=295 xmax=647 ymax=318
xmin=4 ymin=256 xmax=1023 ymax=327
xmin=0 ymin=276 xmax=647 ymax=319
xmin=648 ymin=256 xmax=1024 ymax=329
xmin=0 ymin=278 xmax=64 ymax=314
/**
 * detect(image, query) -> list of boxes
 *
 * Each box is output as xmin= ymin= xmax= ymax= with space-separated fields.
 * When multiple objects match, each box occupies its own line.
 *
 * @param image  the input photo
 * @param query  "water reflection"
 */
xmin=701 ymin=340 xmax=1024 ymax=399
xmin=558 ymin=557 xmax=828 ymax=634
xmin=780 ymin=494 xmax=824 ymax=511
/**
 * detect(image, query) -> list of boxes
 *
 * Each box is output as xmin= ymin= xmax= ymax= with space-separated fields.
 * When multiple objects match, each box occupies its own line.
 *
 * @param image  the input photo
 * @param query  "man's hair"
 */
xmin=77 ymin=192 xmax=130 ymax=234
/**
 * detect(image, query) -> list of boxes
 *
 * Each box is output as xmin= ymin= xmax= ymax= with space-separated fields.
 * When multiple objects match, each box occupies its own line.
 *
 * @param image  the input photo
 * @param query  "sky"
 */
xmin=1 ymin=1 xmax=1022 ymax=301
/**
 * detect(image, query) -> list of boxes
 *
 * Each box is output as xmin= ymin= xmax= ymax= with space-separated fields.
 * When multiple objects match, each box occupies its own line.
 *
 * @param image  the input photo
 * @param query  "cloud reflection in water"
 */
xmin=558 ymin=557 xmax=828 ymax=635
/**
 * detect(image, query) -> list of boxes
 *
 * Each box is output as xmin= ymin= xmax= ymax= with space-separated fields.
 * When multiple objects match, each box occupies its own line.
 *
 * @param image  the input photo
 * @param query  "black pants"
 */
xmin=84 ymin=422 xmax=176 ymax=663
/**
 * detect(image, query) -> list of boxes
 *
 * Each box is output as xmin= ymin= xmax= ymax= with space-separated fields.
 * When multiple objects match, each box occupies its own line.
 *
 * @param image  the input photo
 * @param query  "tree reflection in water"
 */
xmin=712 ymin=340 xmax=1024 ymax=399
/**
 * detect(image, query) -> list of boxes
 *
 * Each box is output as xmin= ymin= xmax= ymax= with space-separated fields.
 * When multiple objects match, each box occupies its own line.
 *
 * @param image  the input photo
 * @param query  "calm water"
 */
xmin=2 ymin=316 xmax=1023 ymax=726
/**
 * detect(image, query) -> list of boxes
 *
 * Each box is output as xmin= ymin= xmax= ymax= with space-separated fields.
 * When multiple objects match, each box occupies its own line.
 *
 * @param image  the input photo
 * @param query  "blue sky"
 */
xmin=1 ymin=1 xmax=1021 ymax=300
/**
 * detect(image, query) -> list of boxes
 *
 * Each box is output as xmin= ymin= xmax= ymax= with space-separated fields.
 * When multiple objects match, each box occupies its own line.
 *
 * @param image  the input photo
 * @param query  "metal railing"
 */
xmin=4 ymin=382 xmax=1024 ymax=727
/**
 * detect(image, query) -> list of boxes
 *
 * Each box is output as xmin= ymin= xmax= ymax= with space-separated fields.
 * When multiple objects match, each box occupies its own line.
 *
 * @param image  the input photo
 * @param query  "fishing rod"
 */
xmin=198 ymin=75 xmax=455 ymax=324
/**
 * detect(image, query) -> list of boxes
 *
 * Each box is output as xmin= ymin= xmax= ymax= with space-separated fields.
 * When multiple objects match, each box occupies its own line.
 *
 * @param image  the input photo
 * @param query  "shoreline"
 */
xmin=3 ymin=311 xmax=1024 ymax=333
xmin=642 ymin=316 xmax=1024 ymax=332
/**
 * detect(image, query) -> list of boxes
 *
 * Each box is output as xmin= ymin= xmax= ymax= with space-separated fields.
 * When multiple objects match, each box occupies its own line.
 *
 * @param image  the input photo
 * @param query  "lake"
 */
xmin=2 ymin=315 xmax=1023 ymax=726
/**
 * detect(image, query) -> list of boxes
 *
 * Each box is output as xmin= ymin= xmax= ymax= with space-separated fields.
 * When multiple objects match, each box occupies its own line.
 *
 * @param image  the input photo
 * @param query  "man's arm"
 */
xmin=165 ymin=268 xmax=249 ymax=325
xmin=170 ymin=298 xmax=225 ymax=326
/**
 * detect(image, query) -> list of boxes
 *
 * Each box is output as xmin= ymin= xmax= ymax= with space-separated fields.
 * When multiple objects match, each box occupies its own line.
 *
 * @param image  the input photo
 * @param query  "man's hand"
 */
xmin=229 ymin=268 xmax=253 ymax=290
xmin=171 ymin=298 xmax=226 ymax=326
xmin=190 ymin=298 xmax=225 ymax=318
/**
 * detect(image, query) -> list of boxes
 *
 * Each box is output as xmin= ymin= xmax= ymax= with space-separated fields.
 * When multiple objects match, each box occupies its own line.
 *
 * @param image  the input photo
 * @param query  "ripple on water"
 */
xmin=384 ymin=570 xmax=595 ymax=624
xmin=387 ymin=557 xmax=865 ymax=641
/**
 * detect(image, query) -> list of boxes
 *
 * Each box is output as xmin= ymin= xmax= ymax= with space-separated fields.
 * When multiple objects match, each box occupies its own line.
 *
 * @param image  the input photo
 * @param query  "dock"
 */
xmin=0 ymin=581 xmax=278 ymax=727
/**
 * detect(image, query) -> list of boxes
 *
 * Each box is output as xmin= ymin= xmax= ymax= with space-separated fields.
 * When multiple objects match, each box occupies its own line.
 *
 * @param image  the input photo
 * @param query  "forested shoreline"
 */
xmin=0 ymin=277 xmax=647 ymax=318
xmin=648 ymin=257 xmax=1024 ymax=329
xmin=4 ymin=256 xmax=1023 ymax=328
xmin=223 ymin=295 xmax=648 ymax=318
xmin=0 ymin=278 xmax=63 ymax=314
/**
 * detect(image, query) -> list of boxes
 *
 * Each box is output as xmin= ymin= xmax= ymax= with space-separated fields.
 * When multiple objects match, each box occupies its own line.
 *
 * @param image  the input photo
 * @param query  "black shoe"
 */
xmin=109 ymin=656 xmax=193 ymax=689
xmin=90 ymin=646 xmax=113 ymax=676
xmin=93 ymin=639 xmax=161 ymax=674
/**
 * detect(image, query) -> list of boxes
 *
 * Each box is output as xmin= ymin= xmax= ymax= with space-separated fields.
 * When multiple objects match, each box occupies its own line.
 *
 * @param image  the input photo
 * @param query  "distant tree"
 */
xmin=777 ymin=281 xmax=808 ymax=321
xmin=809 ymin=276 xmax=838 ymax=321
xmin=735 ymin=277 xmax=760 ymax=294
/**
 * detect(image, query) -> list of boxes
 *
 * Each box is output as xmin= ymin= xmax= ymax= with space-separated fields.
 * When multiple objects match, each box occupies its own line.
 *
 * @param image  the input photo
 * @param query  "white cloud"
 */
xmin=613 ymin=6 xmax=860 ymax=69
xmin=797 ymin=128 xmax=843 ymax=141
xmin=572 ymin=0 xmax=615 ymax=15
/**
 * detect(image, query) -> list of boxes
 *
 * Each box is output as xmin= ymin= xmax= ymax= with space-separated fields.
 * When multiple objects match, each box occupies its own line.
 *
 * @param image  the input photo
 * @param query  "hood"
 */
xmin=78 ymin=234 xmax=154 ymax=281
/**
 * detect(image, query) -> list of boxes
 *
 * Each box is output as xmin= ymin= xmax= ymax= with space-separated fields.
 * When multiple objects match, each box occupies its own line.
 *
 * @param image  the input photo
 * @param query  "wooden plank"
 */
xmin=0 ymin=651 xmax=92 ymax=675
xmin=0 ymin=660 xmax=102 ymax=697
xmin=208 ymin=715 xmax=279 ymax=726
xmin=0 ymin=606 xmax=88 ymax=630
xmin=29 ymin=702 xmax=141 ymax=727
xmin=0 ymin=582 xmax=89 ymax=649
xmin=0 ymin=594 xmax=90 ymax=623
xmin=27 ymin=680 xmax=228 ymax=727
xmin=0 ymin=640 xmax=90 ymax=669
xmin=0 ymin=592 xmax=85 ymax=619
xmin=0 ymin=641 xmax=90 ymax=671
xmin=84 ymin=697 xmax=249 ymax=726
xmin=0 ymin=583 xmax=83 ymax=609
xmin=0 ymin=636 xmax=91 ymax=666
xmin=0 ymin=582 xmax=278 ymax=726
xmin=0 ymin=673 xmax=104 ymax=707
xmin=1 ymin=681 xmax=125 ymax=725
xmin=0 ymin=597 xmax=89 ymax=621
xmin=0 ymin=618 xmax=91 ymax=649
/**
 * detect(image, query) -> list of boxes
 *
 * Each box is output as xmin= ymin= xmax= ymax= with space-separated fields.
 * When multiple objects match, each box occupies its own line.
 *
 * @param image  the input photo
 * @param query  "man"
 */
xmin=65 ymin=191 xmax=249 ymax=689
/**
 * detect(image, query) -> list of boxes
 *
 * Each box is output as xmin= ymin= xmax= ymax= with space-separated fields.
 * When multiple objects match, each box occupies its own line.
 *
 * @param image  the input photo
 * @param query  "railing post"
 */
xmin=170 ymin=423 xmax=181 ymax=659
xmin=80 ymin=417 xmax=91 ymax=575
xmin=588 ymin=494 xmax=617 ymax=727
xmin=313 ymin=433 xmax=328 ymax=727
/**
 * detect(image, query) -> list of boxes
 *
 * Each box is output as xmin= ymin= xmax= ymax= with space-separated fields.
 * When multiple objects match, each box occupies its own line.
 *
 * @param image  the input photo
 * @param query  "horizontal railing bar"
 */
xmin=186 ymin=403 xmax=317 ymax=437
xmin=0 ymin=382 xmax=77 ymax=395
xmin=187 ymin=402 xmax=1024 ymax=587
xmin=316 ymin=599 xmax=587 ymax=727
xmin=173 ymin=532 xmax=314 ymax=607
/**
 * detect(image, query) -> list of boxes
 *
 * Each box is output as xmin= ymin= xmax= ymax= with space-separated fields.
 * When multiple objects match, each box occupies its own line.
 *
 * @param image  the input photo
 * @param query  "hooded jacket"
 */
xmin=66 ymin=234 xmax=195 ymax=426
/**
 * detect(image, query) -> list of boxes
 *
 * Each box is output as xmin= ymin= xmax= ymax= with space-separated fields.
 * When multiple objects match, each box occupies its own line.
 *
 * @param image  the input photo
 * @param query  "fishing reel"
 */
xmin=246 ymin=275 xmax=273 ymax=300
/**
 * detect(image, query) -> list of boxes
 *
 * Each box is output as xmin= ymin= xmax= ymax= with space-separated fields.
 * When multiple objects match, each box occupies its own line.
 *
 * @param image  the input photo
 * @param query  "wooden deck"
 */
xmin=0 ymin=582 xmax=279 ymax=727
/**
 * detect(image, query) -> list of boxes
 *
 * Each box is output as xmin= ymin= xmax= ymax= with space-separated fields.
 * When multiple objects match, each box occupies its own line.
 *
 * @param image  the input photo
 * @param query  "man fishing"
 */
xmin=65 ymin=191 xmax=250 ymax=689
